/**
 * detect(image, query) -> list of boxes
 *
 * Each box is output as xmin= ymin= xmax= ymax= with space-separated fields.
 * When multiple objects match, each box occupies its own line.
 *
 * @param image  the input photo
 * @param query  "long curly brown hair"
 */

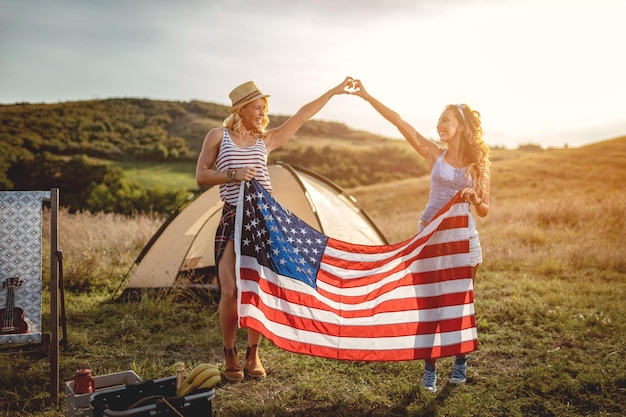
xmin=447 ymin=104 xmax=491 ymax=198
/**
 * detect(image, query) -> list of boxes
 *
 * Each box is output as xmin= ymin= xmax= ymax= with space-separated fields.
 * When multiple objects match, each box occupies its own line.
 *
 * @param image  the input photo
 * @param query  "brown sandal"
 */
xmin=223 ymin=347 xmax=244 ymax=382
xmin=244 ymin=344 xmax=267 ymax=379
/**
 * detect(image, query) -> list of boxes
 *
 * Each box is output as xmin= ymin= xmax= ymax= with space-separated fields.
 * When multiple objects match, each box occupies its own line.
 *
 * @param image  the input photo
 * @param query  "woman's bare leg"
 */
xmin=218 ymin=241 xmax=244 ymax=381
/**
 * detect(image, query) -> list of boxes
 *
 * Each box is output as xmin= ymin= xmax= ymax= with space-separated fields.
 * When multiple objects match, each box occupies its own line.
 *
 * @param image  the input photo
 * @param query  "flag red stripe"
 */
xmin=317 ymin=241 xmax=470 ymax=288
xmin=320 ymin=239 xmax=469 ymax=274
xmin=316 ymin=265 xmax=472 ymax=305
xmin=241 ymin=290 xmax=476 ymax=337
xmin=240 ymin=316 xmax=478 ymax=361
xmin=324 ymin=215 xmax=468 ymax=258
xmin=241 ymin=267 xmax=473 ymax=317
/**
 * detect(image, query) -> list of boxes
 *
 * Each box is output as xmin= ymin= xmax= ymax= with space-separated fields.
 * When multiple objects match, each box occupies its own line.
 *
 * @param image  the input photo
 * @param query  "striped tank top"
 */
xmin=215 ymin=128 xmax=272 ymax=205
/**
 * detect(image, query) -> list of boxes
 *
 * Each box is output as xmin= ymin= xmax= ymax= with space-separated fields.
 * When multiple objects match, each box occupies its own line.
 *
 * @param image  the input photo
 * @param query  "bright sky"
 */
xmin=1 ymin=0 xmax=625 ymax=148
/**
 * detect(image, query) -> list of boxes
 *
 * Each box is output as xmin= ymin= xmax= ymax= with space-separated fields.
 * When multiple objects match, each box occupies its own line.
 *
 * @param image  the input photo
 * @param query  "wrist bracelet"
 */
xmin=225 ymin=168 xmax=238 ymax=183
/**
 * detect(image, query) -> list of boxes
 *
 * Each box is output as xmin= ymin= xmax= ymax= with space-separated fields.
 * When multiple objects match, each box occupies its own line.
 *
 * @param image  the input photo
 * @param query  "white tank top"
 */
xmin=215 ymin=128 xmax=272 ymax=205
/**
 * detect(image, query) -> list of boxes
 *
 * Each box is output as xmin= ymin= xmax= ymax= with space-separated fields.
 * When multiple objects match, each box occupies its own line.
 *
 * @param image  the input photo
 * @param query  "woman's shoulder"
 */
xmin=207 ymin=127 xmax=227 ymax=138
xmin=203 ymin=127 xmax=226 ymax=146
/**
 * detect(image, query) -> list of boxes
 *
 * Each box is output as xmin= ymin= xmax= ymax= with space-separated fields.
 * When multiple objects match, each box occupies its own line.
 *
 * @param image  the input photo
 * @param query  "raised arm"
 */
xmin=264 ymin=77 xmax=353 ymax=152
xmin=351 ymin=79 xmax=441 ymax=167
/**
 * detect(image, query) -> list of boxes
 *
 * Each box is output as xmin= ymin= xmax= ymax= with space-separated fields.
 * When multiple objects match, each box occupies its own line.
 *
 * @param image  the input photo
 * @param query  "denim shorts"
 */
xmin=468 ymin=229 xmax=483 ymax=267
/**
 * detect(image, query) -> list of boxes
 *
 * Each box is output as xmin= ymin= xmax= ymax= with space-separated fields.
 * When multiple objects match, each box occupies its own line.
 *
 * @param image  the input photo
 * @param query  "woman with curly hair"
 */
xmin=196 ymin=77 xmax=353 ymax=382
xmin=351 ymin=79 xmax=490 ymax=392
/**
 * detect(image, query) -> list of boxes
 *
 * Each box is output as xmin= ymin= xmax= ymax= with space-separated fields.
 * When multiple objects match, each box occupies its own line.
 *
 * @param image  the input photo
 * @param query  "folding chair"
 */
xmin=0 ymin=189 xmax=66 ymax=405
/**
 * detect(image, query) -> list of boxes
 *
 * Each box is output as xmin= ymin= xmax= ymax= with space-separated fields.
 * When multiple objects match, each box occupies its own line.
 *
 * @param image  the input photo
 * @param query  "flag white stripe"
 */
xmin=240 ymin=256 xmax=472 ymax=311
xmin=322 ymin=202 xmax=468 ymax=263
xmin=317 ymin=252 xmax=471 ymax=293
xmin=239 ymin=275 xmax=475 ymax=325
xmin=316 ymin=271 xmax=473 ymax=302
xmin=240 ymin=255 xmax=473 ymax=309
xmin=240 ymin=303 xmax=478 ymax=350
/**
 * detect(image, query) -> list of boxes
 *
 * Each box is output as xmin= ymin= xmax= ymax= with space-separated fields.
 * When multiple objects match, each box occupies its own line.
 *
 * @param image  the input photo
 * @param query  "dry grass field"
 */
xmin=1 ymin=136 xmax=625 ymax=416
xmin=352 ymin=137 xmax=626 ymax=270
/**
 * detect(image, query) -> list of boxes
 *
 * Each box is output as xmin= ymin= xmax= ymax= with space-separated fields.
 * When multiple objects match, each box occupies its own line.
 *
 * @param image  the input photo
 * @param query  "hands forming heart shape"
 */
xmin=344 ymin=78 xmax=361 ymax=94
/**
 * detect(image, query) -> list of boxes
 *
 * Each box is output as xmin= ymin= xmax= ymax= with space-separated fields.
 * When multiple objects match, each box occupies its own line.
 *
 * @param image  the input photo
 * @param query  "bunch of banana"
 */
xmin=177 ymin=363 xmax=221 ymax=396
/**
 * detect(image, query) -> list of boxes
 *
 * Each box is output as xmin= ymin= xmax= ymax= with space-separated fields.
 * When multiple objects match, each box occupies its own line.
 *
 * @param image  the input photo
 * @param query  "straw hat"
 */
xmin=228 ymin=81 xmax=270 ymax=113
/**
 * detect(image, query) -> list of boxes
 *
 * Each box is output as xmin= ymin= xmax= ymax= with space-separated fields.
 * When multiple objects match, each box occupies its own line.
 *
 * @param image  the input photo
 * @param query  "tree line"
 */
xmin=0 ymin=98 xmax=426 ymax=214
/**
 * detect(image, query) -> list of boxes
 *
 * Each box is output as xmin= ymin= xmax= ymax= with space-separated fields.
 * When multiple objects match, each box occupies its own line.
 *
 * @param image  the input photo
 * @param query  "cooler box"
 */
xmin=65 ymin=370 xmax=142 ymax=417
xmin=90 ymin=376 xmax=215 ymax=417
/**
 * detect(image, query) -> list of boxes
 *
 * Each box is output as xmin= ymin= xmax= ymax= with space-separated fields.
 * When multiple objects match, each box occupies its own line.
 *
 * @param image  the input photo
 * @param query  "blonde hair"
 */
xmin=222 ymin=97 xmax=270 ymax=138
xmin=446 ymin=104 xmax=490 ymax=198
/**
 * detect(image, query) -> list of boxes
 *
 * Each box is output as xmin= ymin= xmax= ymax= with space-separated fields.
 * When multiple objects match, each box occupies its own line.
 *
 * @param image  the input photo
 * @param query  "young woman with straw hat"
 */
xmin=195 ymin=77 xmax=353 ymax=382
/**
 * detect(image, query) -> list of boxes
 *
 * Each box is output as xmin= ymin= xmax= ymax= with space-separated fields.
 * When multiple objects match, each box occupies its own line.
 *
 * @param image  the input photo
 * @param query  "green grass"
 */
xmin=1 ymin=138 xmax=626 ymax=416
xmin=3 ymin=269 xmax=624 ymax=416
xmin=107 ymin=160 xmax=198 ymax=190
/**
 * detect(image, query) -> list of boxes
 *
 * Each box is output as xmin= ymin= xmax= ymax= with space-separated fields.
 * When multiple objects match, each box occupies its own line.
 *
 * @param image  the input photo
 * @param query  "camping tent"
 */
xmin=121 ymin=162 xmax=387 ymax=294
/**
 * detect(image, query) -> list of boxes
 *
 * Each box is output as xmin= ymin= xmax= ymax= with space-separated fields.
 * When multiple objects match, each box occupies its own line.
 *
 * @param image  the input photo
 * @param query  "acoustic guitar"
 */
xmin=1 ymin=277 xmax=29 ymax=334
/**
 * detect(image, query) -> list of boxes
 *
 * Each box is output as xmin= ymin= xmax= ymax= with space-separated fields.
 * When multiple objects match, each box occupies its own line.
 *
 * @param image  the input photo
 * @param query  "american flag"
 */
xmin=235 ymin=179 xmax=477 ymax=361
